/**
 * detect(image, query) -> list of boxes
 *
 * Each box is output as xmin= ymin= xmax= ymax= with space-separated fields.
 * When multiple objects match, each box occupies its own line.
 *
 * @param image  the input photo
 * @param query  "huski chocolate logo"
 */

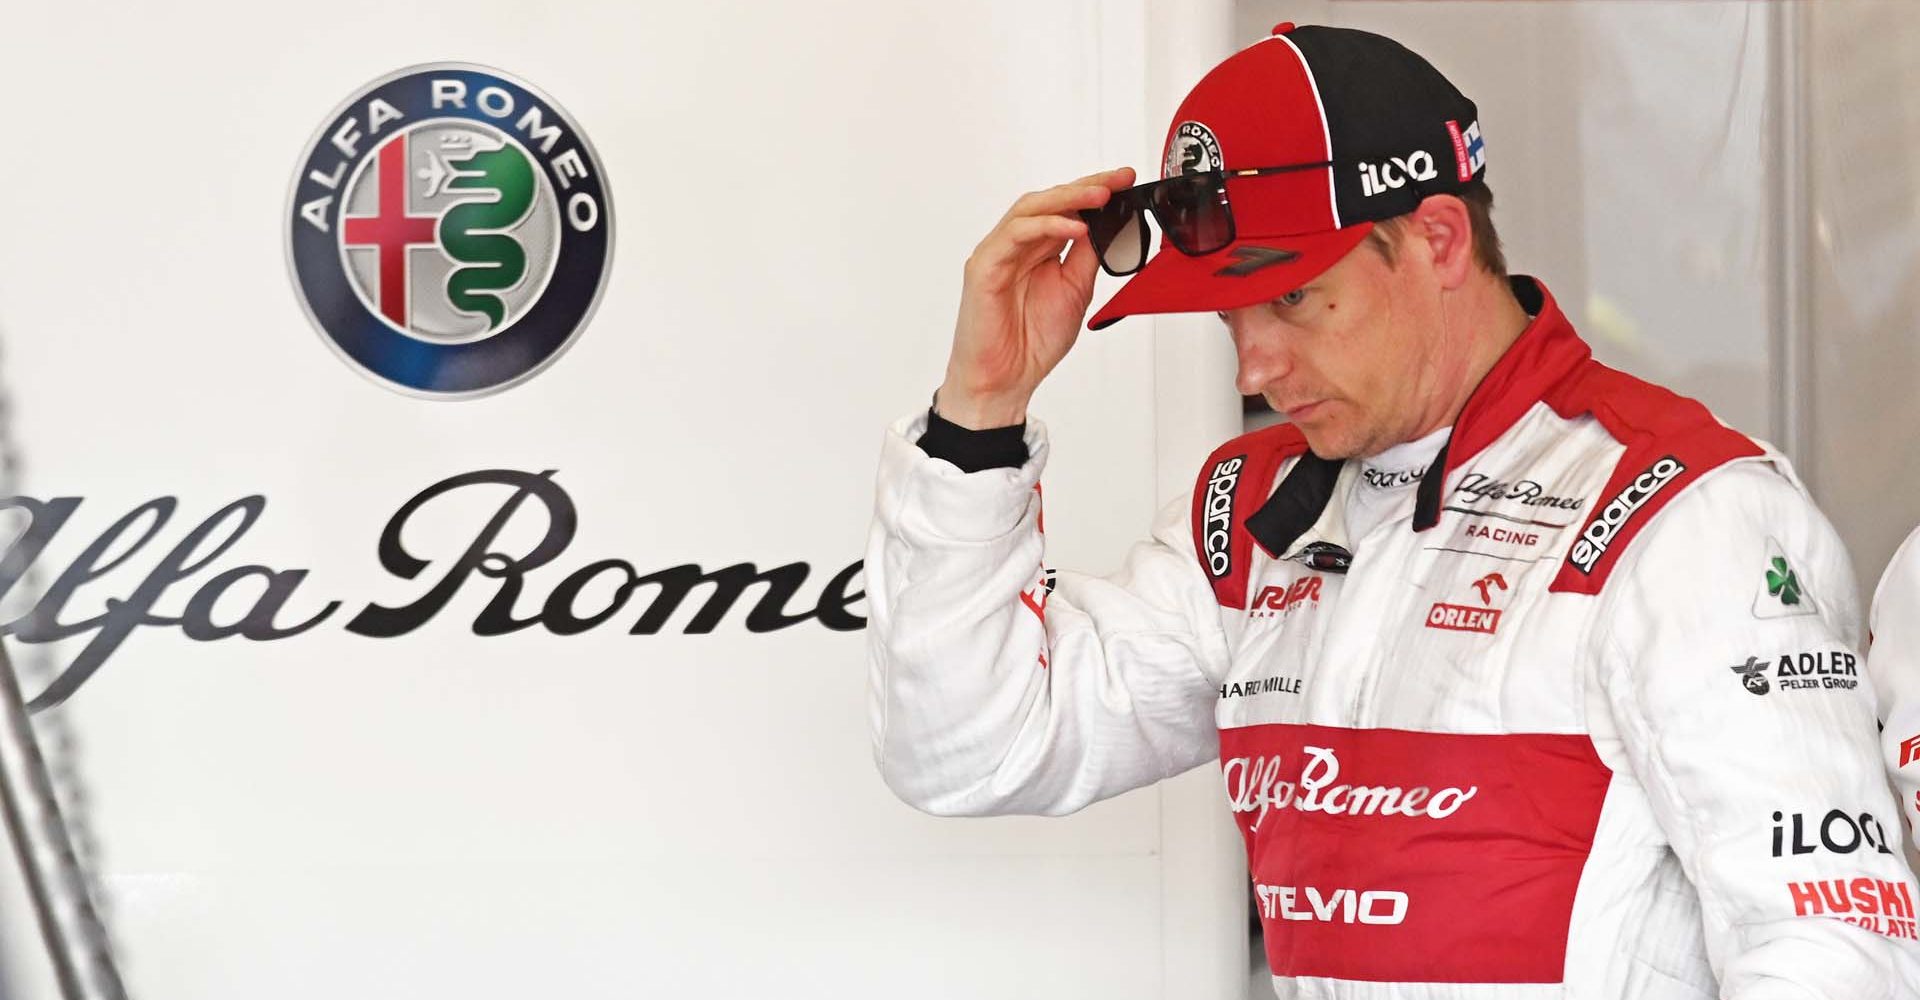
xmin=287 ymin=64 xmax=613 ymax=398
xmin=0 ymin=471 xmax=864 ymax=710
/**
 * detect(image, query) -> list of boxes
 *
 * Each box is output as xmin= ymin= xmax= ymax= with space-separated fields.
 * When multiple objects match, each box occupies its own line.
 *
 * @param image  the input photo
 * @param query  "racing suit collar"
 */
xmin=1414 ymin=276 xmax=1586 ymax=531
xmin=1244 ymin=276 xmax=1588 ymax=557
xmin=1246 ymin=450 xmax=1345 ymax=565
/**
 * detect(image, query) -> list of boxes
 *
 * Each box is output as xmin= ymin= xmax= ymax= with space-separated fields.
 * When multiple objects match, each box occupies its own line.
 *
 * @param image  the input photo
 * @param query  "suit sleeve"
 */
xmin=1595 ymin=461 xmax=1920 ymax=1000
xmin=1871 ymin=526 xmax=1920 ymax=850
xmin=865 ymin=411 xmax=1230 ymax=817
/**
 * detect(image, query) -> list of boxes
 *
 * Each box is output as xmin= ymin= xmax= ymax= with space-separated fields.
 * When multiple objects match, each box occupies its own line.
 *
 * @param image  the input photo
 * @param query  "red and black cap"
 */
xmin=1089 ymin=23 xmax=1487 ymax=330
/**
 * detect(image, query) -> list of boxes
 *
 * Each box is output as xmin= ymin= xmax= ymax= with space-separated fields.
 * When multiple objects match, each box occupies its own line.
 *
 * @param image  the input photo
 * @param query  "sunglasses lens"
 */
xmin=1150 ymin=173 xmax=1232 ymax=256
xmin=1080 ymin=200 xmax=1148 ymax=276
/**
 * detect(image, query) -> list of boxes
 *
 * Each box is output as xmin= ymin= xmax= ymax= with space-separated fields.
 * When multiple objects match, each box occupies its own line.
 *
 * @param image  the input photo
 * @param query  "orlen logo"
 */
xmin=1425 ymin=604 xmax=1500 ymax=635
xmin=1255 ymin=884 xmax=1407 ymax=926
xmin=1202 ymin=456 xmax=1244 ymax=578
xmin=1249 ymin=577 xmax=1321 ymax=619
xmin=1357 ymin=150 xmax=1437 ymax=198
xmin=1222 ymin=744 xmax=1478 ymax=831
xmin=1568 ymin=456 xmax=1686 ymax=574
xmin=1426 ymin=572 xmax=1505 ymax=635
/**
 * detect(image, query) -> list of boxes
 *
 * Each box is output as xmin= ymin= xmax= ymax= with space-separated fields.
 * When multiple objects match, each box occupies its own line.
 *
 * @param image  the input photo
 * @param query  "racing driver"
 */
xmin=866 ymin=23 xmax=1920 ymax=998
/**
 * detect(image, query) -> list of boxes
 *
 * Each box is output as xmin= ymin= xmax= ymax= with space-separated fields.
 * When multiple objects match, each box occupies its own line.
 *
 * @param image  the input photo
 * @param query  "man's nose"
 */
xmin=1230 ymin=322 xmax=1290 ymax=396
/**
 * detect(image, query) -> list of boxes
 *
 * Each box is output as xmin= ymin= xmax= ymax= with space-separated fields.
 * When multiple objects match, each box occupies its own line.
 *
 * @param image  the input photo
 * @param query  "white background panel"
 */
xmin=0 ymin=1 xmax=1242 ymax=997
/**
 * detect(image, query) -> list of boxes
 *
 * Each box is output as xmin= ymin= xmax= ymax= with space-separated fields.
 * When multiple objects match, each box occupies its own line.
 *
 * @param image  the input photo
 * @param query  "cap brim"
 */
xmin=1087 ymin=223 xmax=1374 ymax=330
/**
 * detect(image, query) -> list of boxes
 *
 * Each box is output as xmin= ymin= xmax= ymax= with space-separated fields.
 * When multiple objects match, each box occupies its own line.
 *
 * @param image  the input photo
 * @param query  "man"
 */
xmin=867 ymin=23 xmax=1920 ymax=998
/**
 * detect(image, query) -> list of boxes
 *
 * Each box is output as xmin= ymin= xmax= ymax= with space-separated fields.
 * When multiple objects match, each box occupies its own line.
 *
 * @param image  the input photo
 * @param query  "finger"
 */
xmin=1007 ymin=215 xmax=1087 ymax=269
xmin=967 ymin=214 xmax=1086 ymax=288
xmin=1060 ymin=228 xmax=1099 ymax=295
xmin=999 ymin=169 xmax=1132 ymax=223
xmin=1067 ymin=165 xmax=1135 ymax=189
xmin=979 ymin=214 xmax=1086 ymax=267
xmin=998 ymin=184 xmax=1112 ymax=226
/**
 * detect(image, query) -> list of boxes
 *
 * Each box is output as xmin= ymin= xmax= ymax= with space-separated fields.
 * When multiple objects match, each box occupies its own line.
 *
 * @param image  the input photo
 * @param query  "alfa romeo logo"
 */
xmin=1164 ymin=121 xmax=1222 ymax=178
xmin=286 ymin=64 xmax=613 ymax=398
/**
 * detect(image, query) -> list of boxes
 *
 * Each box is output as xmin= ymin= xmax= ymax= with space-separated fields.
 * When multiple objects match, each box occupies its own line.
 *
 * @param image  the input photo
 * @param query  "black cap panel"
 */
xmin=1286 ymin=25 xmax=1485 ymax=227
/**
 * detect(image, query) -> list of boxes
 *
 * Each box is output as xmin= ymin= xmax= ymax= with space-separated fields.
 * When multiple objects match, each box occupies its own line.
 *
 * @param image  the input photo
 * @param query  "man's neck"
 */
xmin=1412 ymin=274 xmax=1533 ymax=441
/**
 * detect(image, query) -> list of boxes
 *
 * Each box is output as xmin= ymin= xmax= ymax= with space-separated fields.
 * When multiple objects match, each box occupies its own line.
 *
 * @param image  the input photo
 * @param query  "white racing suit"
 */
xmin=1873 ymin=527 xmax=1920 ymax=857
xmin=867 ymin=279 xmax=1920 ymax=998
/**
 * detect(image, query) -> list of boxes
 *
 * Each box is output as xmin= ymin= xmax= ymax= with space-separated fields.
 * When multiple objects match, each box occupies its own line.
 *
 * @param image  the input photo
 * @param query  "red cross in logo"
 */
xmin=342 ymin=134 xmax=438 ymax=327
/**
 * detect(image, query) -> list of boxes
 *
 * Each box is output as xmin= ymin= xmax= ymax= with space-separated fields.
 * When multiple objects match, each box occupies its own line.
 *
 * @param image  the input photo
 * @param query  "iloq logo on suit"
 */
xmin=287 ymin=64 xmax=614 ymax=398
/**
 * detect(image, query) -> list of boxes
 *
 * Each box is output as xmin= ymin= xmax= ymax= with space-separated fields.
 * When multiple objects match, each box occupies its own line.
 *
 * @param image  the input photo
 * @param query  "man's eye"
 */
xmin=1276 ymin=289 xmax=1308 ymax=308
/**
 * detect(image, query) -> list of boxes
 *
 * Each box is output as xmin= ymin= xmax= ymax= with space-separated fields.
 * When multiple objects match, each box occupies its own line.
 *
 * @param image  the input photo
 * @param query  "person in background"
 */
xmin=1872 ymin=528 xmax=1920 ymax=852
xmin=867 ymin=22 xmax=1920 ymax=998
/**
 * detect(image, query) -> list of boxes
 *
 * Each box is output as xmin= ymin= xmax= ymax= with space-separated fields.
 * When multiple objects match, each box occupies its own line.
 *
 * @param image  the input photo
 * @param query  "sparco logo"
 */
xmin=1362 ymin=467 xmax=1423 ymax=490
xmin=1255 ymin=884 xmax=1407 ymax=925
xmin=1202 ymin=456 xmax=1243 ymax=578
xmin=1771 ymin=810 xmax=1895 ymax=858
xmin=1358 ymin=150 xmax=1437 ymax=198
xmin=1222 ymin=744 xmax=1478 ymax=831
xmin=1568 ymin=456 xmax=1685 ymax=573
xmin=288 ymin=64 xmax=614 ymax=398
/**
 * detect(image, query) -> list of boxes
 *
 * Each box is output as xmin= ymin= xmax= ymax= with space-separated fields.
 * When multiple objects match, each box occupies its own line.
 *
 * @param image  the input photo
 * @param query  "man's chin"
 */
xmin=1296 ymin=424 xmax=1361 ymax=461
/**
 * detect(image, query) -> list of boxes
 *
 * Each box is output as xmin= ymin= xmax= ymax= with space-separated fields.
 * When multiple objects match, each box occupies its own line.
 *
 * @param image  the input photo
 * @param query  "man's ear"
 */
xmin=1411 ymin=194 xmax=1474 ymax=290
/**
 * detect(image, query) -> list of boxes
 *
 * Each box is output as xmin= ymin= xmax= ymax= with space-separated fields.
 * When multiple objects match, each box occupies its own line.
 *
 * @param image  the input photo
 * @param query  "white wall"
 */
xmin=1809 ymin=2 xmax=1920 ymax=601
xmin=0 ymin=2 xmax=1245 ymax=997
xmin=1238 ymin=1 xmax=1920 ymax=606
xmin=1240 ymin=1 xmax=1778 ymax=440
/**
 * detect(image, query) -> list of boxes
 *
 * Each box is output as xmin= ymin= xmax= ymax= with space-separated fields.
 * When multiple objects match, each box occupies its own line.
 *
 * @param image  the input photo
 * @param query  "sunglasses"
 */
xmin=1077 ymin=162 xmax=1332 ymax=276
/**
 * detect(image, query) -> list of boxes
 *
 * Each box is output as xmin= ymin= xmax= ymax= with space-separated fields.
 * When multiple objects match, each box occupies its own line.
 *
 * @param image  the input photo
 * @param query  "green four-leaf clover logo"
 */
xmin=1766 ymin=557 xmax=1802 ymax=607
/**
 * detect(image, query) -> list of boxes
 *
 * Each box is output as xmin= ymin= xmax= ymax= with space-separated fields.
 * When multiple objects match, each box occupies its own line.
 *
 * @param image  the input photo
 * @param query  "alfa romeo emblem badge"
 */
xmin=286 ymin=63 xmax=613 ymax=397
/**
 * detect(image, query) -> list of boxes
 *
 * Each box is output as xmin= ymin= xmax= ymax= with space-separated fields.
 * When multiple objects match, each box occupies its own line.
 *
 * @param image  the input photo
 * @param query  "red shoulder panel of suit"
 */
xmin=1542 ymin=359 xmax=1764 ymax=595
xmin=1192 ymin=423 xmax=1311 ymax=609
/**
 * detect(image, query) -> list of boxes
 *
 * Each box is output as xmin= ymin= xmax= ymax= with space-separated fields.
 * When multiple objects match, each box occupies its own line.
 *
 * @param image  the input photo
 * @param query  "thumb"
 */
xmin=1061 ymin=230 xmax=1102 ymax=305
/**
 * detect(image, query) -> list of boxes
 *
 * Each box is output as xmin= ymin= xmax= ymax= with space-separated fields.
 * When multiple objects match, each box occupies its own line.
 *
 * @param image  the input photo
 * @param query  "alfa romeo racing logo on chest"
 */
xmin=286 ymin=64 xmax=613 ymax=398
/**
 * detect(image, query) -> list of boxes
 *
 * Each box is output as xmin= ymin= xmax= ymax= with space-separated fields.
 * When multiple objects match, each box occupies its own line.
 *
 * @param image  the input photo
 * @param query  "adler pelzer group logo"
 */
xmin=287 ymin=64 xmax=613 ymax=397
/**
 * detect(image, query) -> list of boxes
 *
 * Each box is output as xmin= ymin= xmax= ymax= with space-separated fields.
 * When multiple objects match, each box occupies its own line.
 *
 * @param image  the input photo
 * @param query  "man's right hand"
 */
xmin=934 ymin=166 xmax=1137 ymax=430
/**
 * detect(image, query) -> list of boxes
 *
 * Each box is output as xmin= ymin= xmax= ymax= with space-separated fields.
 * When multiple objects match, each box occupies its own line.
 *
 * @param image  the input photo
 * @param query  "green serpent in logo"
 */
xmin=440 ymin=145 xmax=536 ymax=330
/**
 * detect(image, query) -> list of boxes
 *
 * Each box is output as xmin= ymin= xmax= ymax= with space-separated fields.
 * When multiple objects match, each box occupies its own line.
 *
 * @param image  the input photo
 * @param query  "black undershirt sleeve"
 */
xmin=915 ymin=406 xmax=1029 ymax=472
